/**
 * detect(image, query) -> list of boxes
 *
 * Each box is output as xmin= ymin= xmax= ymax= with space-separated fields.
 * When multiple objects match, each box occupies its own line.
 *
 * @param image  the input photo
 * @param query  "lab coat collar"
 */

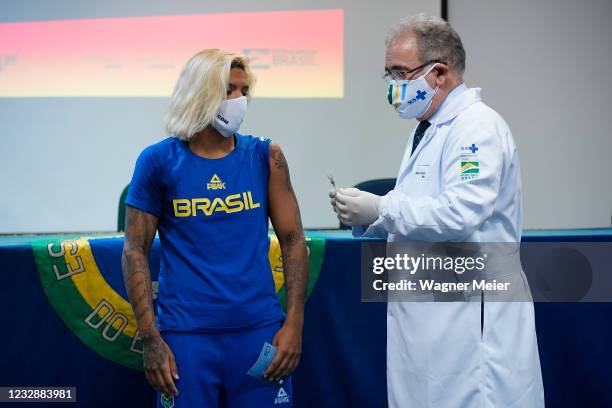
xmin=400 ymin=85 xmax=482 ymax=174
xmin=428 ymin=84 xmax=482 ymax=127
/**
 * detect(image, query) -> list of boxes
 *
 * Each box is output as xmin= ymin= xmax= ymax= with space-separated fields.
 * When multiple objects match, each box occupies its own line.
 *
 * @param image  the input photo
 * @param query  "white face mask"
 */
xmin=212 ymin=96 xmax=247 ymax=137
xmin=387 ymin=64 xmax=438 ymax=120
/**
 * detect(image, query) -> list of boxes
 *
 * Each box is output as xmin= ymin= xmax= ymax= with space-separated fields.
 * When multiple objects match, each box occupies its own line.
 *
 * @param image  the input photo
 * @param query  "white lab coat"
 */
xmin=357 ymin=85 xmax=545 ymax=407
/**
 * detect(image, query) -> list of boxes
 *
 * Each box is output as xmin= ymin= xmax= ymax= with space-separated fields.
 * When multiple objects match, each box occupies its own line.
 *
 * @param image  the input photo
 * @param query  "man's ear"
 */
xmin=434 ymin=64 xmax=449 ymax=87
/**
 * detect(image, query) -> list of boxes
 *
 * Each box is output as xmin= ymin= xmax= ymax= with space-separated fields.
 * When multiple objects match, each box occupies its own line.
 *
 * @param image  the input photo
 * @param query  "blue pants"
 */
xmin=157 ymin=322 xmax=292 ymax=408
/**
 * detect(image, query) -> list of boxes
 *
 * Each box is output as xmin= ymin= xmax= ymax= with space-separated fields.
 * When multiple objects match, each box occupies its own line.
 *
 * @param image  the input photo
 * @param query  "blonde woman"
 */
xmin=122 ymin=49 xmax=308 ymax=407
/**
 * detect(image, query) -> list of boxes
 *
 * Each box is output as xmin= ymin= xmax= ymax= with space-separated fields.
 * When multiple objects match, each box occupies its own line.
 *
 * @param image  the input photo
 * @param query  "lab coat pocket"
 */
xmin=413 ymin=163 xmax=432 ymax=182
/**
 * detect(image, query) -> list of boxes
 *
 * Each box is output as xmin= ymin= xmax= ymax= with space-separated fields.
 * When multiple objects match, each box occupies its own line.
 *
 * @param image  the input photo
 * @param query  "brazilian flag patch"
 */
xmin=160 ymin=393 xmax=174 ymax=408
xmin=460 ymin=161 xmax=480 ymax=181
xmin=460 ymin=161 xmax=479 ymax=174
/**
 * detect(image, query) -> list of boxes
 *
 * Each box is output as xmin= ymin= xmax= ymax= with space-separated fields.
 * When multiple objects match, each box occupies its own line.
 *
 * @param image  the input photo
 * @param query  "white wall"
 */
xmin=0 ymin=0 xmax=438 ymax=233
xmin=450 ymin=0 xmax=612 ymax=228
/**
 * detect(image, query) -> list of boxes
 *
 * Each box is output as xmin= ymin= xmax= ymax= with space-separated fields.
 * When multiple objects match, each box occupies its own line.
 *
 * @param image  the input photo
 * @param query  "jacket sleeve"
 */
xmin=352 ymin=223 xmax=388 ymax=239
xmin=371 ymin=117 xmax=504 ymax=242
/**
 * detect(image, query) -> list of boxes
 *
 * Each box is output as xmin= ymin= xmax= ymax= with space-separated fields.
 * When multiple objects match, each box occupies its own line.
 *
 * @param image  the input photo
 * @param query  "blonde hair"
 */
xmin=164 ymin=49 xmax=255 ymax=141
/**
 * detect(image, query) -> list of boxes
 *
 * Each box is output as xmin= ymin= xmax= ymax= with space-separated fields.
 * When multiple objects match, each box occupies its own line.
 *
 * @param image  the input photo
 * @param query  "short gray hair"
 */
xmin=386 ymin=13 xmax=466 ymax=77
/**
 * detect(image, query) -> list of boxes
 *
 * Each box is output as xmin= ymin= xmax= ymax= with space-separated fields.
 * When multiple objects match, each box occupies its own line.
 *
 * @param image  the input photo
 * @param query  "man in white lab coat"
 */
xmin=330 ymin=14 xmax=545 ymax=407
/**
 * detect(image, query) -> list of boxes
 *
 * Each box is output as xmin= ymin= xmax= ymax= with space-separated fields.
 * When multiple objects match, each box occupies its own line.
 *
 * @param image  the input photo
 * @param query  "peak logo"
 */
xmin=207 ymin=174 xmax=226 ymax=190
xmin=274 ymin=387 xmax=290 ymax=405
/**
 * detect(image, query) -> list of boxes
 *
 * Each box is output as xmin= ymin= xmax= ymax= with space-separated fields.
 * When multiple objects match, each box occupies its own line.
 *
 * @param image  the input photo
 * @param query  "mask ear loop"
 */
xmin=417 ymin=63 xmax=440 ymax=120
xmin=431 ymin=65 xmax=440 ymax=97
xmin=418 ymin=62 xmax=439 ymax=81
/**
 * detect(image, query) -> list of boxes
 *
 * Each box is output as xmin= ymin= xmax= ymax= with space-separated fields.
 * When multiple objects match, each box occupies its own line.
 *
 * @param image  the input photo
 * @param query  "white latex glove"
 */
xmin=329 ymin=188 xmax=338 ymax=209
xmin=331 ymin=187 xmax=381 ymax=226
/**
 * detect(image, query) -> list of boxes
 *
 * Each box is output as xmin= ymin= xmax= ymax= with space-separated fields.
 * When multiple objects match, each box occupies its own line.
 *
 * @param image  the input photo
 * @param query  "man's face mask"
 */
xmin=387 ymin=64 xmax=439 ymax=120
xmin=212 ymin=96 xmax=247 ymax=137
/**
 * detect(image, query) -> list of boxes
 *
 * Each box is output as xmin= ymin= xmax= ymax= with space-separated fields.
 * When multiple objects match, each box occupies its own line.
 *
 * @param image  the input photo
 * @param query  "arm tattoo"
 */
xmin=282 ymin=243 xmax=308 ymax=311
xmin=269 ymin=143 xmax=309 ymax=318
xmin=270 ymin=146 xmax=295 ymax=193
xmin=142 ymin=334 xmax=167 ymax=371
xmin=280 ymin=201 xmax=308 ymax=315
xmin=122 ymin=206 xmax=159 ymax=339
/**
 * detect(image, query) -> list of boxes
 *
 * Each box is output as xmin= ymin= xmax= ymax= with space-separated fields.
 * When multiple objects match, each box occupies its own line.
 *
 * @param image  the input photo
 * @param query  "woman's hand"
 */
xmin=143 ymin=333 xmax=180 ymax=397
xmin=264 ymin=323 xmax=303 ymax=382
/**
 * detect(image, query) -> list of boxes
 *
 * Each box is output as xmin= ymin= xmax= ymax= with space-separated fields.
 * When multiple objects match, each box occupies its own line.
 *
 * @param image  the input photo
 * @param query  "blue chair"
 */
xmin=117 ymin=184 xmax=129 ymax=232
xmin=339 ymin=178 xmax=396 ymax=229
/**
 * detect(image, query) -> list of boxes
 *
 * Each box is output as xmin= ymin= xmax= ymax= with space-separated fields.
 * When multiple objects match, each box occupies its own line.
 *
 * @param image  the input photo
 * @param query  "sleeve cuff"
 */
xmin=352 ymin=225 xmax=367 ymax=237
xmin=352 ymin=217 xmax=388 ymax=239
xmin=377 ymin=192 xmax=393 ymax=220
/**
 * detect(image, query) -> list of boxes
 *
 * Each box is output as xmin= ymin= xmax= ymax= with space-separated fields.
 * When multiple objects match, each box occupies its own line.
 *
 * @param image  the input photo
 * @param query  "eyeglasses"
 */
xmin=382 ymin=59 xmax=446 ymax=83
